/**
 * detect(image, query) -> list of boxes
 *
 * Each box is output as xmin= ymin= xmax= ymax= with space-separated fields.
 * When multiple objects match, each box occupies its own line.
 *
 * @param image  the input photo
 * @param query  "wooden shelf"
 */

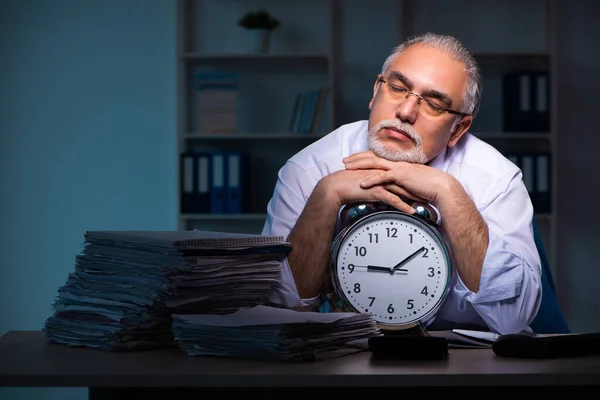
xmin=473 ymin=133 xmax=551 ymax=140
xmin=181 ymin=53 xmax=331 ymax=62
xmin=181 ymin=132 xmax=326 ymax=140
xmin=181 ymin=214 xmax=267 ymax=221
xmin=183 ymin=132 xmax=550 ymax=141
xmin=473 ymin=52 xmax=550 ymax=58
xmin=472 ymin=52 xmax=550 ymax=70
xmin=182 ymin=213 xmax=552 ymax=221
xmin=534 ymin=213 xmax=553 ymax=221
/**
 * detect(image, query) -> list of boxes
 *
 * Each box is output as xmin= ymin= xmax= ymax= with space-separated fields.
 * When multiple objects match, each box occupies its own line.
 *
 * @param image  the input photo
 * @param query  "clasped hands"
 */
xmin=322 ymin=150 xmax=457 ymax=215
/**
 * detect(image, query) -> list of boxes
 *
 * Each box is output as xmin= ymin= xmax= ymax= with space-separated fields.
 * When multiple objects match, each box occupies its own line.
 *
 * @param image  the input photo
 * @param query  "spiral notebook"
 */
xmin=83 ymin=230 xmax=290 ymax=250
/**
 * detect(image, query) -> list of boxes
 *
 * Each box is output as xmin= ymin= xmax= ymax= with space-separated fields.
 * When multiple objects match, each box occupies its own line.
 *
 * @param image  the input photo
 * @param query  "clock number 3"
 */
xmin=428 ymin=267 xmax=435 ymax=277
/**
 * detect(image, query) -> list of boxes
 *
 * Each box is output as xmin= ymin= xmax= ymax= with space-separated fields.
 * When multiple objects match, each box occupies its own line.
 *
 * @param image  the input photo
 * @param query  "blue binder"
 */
xmin=210 ymin=152 xmax=226 ymax=214
xmin=225 ymin=152 xmax=249 ymax=214
xmin=194 ymin=152 xmax=212 ymax=213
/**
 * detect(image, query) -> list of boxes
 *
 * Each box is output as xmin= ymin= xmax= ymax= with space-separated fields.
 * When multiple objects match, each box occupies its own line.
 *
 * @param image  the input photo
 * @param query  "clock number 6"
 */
xmin=387 ymin=304 xmax=394 ymax=313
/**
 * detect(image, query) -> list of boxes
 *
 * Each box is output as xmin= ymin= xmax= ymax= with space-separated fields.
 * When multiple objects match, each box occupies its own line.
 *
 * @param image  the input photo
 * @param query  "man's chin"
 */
xmin=370 ymin=146 xmax=427 ymax=164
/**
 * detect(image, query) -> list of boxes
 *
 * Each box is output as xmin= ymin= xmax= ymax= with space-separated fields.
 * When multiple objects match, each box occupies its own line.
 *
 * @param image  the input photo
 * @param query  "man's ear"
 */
xmin=448 ymin=116 xmax=473 ymax=148
xmin=369 ymin=74 xmax=383 ymax=110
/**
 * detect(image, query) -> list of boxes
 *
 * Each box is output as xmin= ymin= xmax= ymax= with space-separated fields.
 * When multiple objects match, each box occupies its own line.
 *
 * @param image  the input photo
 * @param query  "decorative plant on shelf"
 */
xmin=238 ymin=9 xmax=280 ymax=30
xmin=237 ymin=9 xmax=280 ymax=53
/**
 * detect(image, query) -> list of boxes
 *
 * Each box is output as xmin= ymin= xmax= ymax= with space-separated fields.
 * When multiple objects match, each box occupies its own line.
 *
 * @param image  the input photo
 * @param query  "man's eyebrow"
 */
xmin=422 ymin=88 xmax=453 ymax=107
xmin=389 ymin=71 xmax=414 ymax=89
xmin=388 ymin=70 xmax=453 ymax=107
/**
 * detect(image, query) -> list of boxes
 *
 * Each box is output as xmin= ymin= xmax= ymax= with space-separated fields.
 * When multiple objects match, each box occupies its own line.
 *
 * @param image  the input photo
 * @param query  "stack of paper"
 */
xmin=164 ymin=253 xmax=284 ymax=315
xmin=172 ymin=305 xmax=380 ymax=361
xmin=42 ymin=230 xmax=291 ymax=351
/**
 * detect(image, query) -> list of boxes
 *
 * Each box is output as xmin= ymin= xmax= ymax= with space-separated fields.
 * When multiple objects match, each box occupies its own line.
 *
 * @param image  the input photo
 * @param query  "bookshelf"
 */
xmin=398 ymin=0 xmax=559 ymax=275
xmin=176 ymin=0 xmax=559 ymax=276
xmin=176 ymin=0 xmax=341 ymax=234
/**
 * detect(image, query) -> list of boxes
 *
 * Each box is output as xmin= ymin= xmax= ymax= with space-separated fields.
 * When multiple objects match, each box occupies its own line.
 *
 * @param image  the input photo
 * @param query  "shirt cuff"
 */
xmin=455 ymin=229 xmax=526 ymax=308
xmin=268 ymin=257 xmax=323 ymax=309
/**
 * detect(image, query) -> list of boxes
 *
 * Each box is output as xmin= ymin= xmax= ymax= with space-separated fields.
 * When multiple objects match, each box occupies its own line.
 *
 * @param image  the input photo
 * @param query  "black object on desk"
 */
xmin=492 ymin=332 xmax=600 ymax=359
xmin=368 ymin=335 xmax=449 ymax=360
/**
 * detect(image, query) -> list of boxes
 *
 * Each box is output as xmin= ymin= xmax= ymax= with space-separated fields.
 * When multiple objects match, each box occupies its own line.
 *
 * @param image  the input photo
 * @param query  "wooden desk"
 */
xmin=1 ymin=331 xmax=599 ymax=399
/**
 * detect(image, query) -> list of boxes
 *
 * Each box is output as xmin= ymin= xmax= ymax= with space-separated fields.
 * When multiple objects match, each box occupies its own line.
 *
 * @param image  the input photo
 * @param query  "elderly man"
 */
xmin=262 ymin=32 xmax=541 ymax=335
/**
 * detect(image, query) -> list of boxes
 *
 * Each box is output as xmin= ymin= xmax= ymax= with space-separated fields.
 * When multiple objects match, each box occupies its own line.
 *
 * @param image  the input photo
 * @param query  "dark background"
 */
xmin=1 ymin=1 xmax=598 ymax=398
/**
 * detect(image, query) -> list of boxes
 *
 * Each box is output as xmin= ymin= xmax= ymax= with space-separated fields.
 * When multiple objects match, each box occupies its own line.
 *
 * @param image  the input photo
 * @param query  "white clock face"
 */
xmin=333 ymin=211 xmax=452 ymax=328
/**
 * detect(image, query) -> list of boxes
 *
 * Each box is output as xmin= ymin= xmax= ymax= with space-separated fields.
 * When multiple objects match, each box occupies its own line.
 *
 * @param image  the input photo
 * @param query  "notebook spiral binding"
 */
xmin=175 ymin=235 xmax=287 ymax=248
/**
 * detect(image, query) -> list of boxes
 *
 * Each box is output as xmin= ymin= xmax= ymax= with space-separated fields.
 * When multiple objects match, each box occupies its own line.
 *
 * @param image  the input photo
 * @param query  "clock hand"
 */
xmin=345 ymin=264 xmax=396 ymax=273
xmin=367 ymin=265 xmax=408 ymax=273
xmin=389 ymin=246 xmax=426 ymax=273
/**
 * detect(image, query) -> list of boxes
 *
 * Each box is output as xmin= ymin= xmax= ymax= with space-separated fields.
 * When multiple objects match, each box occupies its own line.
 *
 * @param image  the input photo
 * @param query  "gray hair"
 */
xmin=380 ymin=32 xmax=482 ymax=119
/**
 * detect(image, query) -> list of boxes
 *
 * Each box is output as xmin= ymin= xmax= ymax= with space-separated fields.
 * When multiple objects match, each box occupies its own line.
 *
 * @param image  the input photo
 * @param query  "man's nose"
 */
xmin=395 ymin=95 xmax=419 ymax=124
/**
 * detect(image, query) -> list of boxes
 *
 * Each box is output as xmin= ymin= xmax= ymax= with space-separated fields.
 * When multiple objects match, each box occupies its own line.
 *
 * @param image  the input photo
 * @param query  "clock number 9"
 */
xmin=347 ymin=264 xmax=355 ymax=273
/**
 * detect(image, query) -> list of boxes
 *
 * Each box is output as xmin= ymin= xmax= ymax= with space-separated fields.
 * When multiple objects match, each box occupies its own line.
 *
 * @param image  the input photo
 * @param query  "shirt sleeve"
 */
xmin=453 ymin=169 xmax=543 ymax=334
xmin=261 ymin=161 xmax=322 ymax=309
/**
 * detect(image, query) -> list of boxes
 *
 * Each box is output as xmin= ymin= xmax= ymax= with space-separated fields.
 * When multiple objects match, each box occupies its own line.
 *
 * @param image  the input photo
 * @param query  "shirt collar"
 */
xmin=427 ymin=146 xmax=451 ymax=173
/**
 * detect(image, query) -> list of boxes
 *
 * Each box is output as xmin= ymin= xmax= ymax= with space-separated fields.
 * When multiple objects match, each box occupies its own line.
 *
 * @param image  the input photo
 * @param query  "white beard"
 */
xmin=367 ymin=120 xmax=427 ymax=164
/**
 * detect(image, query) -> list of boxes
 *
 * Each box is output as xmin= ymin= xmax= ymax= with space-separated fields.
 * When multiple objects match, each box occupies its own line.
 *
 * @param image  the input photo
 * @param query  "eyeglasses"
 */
xmin=377 ymin=76 xmax=471 ymax=118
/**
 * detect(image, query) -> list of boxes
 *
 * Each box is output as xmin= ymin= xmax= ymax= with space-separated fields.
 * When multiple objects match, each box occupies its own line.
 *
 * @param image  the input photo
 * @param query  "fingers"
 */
xmin=359 ymin=170 xmax=394 ymax=188
xmin=343 ymin=152 xmax=391 ymax=171
xmin=383 ymin=184 xmax=428 ymax=203
xmin=342 ymin=150 xmax=375 ymax=163
xmin=373 ymin=187 xmax=416 ymax=214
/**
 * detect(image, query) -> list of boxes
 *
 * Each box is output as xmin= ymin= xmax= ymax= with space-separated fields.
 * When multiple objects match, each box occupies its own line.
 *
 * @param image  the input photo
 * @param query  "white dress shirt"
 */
xmin=261 ymin=120 xmax=542 ymax=334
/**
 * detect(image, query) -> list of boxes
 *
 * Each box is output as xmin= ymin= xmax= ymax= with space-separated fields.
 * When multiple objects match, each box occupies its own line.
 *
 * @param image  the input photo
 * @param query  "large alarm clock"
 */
xmin=328 ymin=201 xmax=453 ymax=332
